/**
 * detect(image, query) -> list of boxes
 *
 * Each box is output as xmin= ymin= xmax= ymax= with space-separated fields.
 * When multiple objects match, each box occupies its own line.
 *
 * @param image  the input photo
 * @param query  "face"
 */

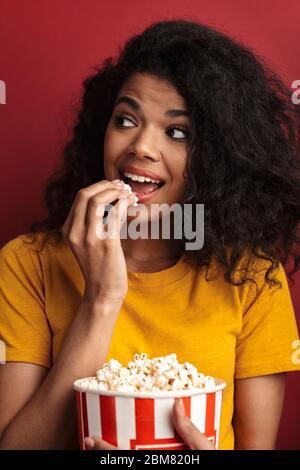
xmin=104 ymin=72 xmax=191 ymax=221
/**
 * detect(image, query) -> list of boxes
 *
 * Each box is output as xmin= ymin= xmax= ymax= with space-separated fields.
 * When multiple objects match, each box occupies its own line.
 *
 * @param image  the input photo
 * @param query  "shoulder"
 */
xmin=223 ymin=247 xmax=287 ymax=288
xmin=236 ymin=253 xmax=291 ymax=316
xmin=0 ymin=234 xmax=44 ymax=285
xmin=206 ymin=248 xmax=289 ymax=314
xmin=206 ymin=247 xmax=285 ymax=285
xmin=1 ymin=232 xmax=45 ymax=261
xmin=1 ymin=231 xmax=47 ymax=252
xmin=0 ymin=234 xmax=33 ymax=266
xmin=0 ymin=232 xmax=69 ymax=272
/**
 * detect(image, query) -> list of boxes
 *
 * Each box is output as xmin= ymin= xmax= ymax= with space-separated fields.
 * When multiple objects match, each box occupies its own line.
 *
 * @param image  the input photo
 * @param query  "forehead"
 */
xmin=116 ymin=73 xmax=187 ymax=109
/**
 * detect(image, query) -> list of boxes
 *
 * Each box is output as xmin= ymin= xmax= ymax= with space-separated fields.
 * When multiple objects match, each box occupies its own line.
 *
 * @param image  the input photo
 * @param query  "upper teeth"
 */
xmin=123 ymin=172 xmax=161 ymax=184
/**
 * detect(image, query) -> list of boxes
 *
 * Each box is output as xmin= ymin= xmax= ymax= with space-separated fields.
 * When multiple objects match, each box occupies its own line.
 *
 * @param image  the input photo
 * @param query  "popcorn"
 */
xmin=73 ymin=353 xmax=226 ymax=451
xmin=88 ymin=353 xmax=216 ymax=392
xmin=121 ymin=182 xmax=139 ymax=206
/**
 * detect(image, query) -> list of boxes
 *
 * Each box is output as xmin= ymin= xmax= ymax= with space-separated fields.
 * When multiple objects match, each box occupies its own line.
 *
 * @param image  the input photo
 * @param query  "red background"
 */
xmin=0 ymin=0 xmax=299 ymax=449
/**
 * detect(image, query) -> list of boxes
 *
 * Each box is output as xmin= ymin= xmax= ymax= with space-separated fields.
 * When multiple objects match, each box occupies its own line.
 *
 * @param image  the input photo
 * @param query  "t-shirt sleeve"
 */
xmin=0 ymin=236 xmax=51 ymax=368
xmin=235 ymin=260 xmax=300 ymax=379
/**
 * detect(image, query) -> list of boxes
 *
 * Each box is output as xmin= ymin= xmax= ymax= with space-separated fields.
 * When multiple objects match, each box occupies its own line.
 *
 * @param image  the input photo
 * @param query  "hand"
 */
xmin=83 ymin=398 xmax=216 ymax=450
xmin=62 ymin=179 xmax=135 ymax=303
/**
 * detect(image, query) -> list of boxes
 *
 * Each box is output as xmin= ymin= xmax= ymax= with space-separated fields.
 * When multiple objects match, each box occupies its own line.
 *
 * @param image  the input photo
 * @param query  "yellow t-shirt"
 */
xmin=0 ymin=233 xmax=300 ymax=450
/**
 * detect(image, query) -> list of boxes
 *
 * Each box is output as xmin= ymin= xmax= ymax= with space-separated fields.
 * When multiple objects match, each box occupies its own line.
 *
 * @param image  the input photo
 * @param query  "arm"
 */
xmin=0 ymin=297 xmax=122 ymax=449
xmin=0 ymin=180 xmax=134 ymax=449
xmin=232 ymin=373 xmax=286 ymax=450
xmin=0 ymin=363 xmax=48 ymax=437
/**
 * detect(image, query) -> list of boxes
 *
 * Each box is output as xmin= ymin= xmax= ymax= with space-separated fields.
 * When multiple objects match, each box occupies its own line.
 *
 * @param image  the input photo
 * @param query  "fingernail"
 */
xmin=84 ymin=437 xmax=95 ymax=449
xmin=176 ymin=398 xmax=185 ymax=417
xmin=112 ymin=179 xmax=121 ymax=182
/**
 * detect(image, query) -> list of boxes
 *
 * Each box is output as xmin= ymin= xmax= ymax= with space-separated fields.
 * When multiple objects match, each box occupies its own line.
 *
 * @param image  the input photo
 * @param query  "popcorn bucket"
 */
xmin=73 ymin=378 xmax=226 ymax=450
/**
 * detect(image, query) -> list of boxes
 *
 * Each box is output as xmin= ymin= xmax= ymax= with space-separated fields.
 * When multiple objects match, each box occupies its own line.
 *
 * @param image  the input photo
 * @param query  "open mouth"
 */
xmin=119 ymin=170 xmax=165 ymax=196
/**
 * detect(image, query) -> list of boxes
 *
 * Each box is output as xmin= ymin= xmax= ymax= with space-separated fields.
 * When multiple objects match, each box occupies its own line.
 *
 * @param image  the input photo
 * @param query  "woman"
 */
xmin=0 ymin=19 xmax=300 ymax=450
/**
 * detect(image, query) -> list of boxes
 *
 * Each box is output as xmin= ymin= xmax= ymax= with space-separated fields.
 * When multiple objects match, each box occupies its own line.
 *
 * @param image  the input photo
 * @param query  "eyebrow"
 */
xmin=113 ymin=95 xmax=190 ymax=118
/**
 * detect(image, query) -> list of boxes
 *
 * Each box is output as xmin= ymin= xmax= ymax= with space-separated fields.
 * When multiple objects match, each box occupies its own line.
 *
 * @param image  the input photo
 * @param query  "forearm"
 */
xmin=0 ymin=297 xmax=122 ymax=450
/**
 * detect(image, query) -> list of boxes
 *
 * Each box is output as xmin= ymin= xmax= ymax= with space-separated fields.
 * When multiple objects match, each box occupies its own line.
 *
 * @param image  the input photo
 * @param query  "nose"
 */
xmin=127 ymin=127 xmax=161 ymax=162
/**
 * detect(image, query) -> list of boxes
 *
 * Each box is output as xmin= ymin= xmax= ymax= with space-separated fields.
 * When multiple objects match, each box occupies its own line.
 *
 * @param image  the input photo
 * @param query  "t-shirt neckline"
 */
xmin=127 ymin=254 xmax=193 ymax=288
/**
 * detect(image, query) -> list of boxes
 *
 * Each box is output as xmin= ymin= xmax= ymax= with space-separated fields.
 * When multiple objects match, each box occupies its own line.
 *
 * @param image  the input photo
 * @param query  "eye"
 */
xmin=114 ymin=114 xmax=189 ymax=141
xmin=167 ymin=127 xmax=189 ymax=141
xmin=114 ymin=115 xmax=135 ymax=128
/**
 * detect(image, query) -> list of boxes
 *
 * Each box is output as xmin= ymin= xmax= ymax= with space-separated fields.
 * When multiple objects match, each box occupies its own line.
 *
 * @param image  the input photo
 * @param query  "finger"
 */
xmin=86 ymin=190 xmax=134 ymax=242
xmin=84 ymin=436 xmax=118 ymax=450
xmin=85 ymin=186 xmax=127 ymax=226
xmin=173 ymin=399 xmax=216 ymax=450
xmin=70 ymin=185 xmax=124 ymax=242
xmin=104 ymin=193 xmax=136 ymax=240
xmin=77 ymin=181 xmax=125 ymax=230
xmin=65 ymin=180 xmax=125 ymax=237
xmin=62 ymin=180 xmax=118 ymax=234
xmin=84 ymin=437 xmax=95 ymax=450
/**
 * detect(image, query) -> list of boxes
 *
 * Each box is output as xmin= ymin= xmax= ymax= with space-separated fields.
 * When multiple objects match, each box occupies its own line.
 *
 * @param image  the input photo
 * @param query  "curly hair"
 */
xmin=27 ymin=18 xmax=300 ymax=291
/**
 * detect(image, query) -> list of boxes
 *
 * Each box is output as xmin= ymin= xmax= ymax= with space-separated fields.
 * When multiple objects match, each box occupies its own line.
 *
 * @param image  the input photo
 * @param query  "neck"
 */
xmin=120 ymin=214 xmax=183 ymax=273
xmin=121 ymin=237 xmax=182 ymax=273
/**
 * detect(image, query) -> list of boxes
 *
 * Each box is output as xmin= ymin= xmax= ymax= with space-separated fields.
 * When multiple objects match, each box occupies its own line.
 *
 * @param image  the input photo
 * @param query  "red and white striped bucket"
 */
xmin=73 ymin=379 xmax=226 ymax=450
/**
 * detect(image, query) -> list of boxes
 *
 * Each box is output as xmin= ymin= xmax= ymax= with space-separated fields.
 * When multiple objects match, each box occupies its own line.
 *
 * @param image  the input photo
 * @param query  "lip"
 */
xmin=119 ymin=165 xmax=165 ymax=183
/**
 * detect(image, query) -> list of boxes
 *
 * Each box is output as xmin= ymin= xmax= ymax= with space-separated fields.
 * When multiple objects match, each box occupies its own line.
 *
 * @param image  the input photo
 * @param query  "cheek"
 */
xmin=104 ymin=129 xmax=119 ymax=166
xmin=104 ymin=126 xmax=129 ymax=161
xmin=103 ymin=129 xmax=118 ymax=179
xmin=169 ymin=172 xmax=188 ymax=204
xmin=168 ymin=160 xmax=187 ymax=190
xmin=103 ymin=127 xmax=113 ymax=157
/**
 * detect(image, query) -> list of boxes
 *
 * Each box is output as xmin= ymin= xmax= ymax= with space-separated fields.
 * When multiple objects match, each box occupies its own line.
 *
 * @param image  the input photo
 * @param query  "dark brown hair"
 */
xmin=27 ymin=19 xmax=300 ymax=291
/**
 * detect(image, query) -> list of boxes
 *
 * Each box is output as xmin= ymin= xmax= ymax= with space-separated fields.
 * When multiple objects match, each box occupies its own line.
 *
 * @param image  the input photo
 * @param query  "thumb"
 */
xmin=173 ymin=399 xmax=216 ymax=450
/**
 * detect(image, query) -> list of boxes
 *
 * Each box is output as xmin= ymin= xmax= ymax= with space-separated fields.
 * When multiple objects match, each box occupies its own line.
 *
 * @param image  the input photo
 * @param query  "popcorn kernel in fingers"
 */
xmin=123 ymin=184 xmax=139 ymax=206
xmin=118 ymin=184 xmax=139 ymax=206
